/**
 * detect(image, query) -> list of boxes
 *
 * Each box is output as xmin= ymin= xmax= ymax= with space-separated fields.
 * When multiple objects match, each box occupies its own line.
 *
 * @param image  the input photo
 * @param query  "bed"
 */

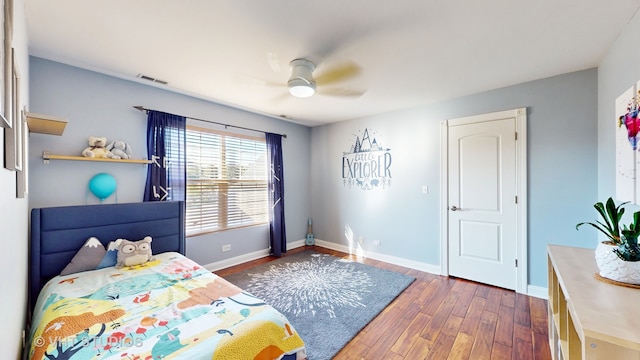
xmin=27 ymin=201 xmax=306 ymax=360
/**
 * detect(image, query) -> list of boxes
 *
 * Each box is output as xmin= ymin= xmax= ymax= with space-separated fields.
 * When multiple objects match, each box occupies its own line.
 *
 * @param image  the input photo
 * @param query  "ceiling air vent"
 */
xmin=136 ymin=73 xmax=168 ymax=85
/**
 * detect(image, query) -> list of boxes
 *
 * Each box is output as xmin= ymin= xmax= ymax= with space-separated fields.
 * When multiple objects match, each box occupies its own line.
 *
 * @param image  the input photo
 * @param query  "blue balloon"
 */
xmin=89 ymin=173 xmax=117 ymax=200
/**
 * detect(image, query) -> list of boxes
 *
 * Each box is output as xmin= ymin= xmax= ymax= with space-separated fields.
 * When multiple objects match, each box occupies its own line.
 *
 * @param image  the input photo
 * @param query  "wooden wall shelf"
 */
xmin=42 ymin=152 xmax=151 ymax=165
xmin=547 ymin=245 xmax=640 ymax=359
xmin=26 ymin=112 xmax=68 ymax=136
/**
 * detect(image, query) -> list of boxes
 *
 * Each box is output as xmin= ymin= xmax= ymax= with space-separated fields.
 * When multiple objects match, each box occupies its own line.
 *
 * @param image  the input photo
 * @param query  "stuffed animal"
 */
xmin=107 ymin=140 xmax=132 ymax=160
xmin=116 ymin=236 xmax=154 ymax=268
xmin=82 ymin=136 xmax=117 ymax=159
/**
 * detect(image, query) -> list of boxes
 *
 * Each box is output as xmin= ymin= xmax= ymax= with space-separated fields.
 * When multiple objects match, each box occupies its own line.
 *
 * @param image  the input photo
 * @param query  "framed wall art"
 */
xmin=615 ymin=82 xmax=640 ymax=203
xmin=16 ymin=108 xmax=27 ymax=198
xmin=4 ymin=48 xmax=19 ymax=171
xmin=0 ymin=0 xmax=11 ymax=128
xmin=0 ymin=0 xmax=5 ymax=127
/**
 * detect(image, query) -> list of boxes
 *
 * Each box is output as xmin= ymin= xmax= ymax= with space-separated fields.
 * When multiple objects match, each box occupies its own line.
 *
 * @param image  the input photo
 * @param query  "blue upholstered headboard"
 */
xmin=29 ymin=201 xmax=185 ymax=311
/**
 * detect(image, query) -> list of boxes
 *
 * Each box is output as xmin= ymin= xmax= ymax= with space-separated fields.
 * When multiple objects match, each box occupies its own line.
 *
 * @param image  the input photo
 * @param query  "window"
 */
xmin=185 ymin=125 xmax=268 ymax=235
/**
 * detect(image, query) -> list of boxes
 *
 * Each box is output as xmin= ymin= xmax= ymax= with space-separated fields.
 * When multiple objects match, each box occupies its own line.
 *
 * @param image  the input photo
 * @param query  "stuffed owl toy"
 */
xmin=115 ymin=236 xmax=154 ymax=268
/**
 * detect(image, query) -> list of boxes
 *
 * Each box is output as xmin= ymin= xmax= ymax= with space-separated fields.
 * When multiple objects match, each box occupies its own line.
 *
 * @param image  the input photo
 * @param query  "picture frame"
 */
xmin=4 ymin=47 xmax=19 ymax=171
xmin=16 ymin=108 xmax=27 ymax=198
xmin=0 ymin=0 xmax=5 ymax=127
xmin=0 ymin=0 xmax=11 ymax=128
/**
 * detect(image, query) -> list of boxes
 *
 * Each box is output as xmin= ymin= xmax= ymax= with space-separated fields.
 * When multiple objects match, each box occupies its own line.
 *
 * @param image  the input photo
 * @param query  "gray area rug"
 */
xmin=223 ymin=250 xmax=415 ymax=360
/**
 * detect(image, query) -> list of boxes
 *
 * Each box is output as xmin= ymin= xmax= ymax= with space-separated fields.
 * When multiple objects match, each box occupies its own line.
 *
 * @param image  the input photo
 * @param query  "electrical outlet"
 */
xmin=422 ymin=185 xmax=429 ymax=194
xmin=222 ymin=244 xmax=231 ymax=252
xmin=373 ymin=240 xmax=381 ymax=246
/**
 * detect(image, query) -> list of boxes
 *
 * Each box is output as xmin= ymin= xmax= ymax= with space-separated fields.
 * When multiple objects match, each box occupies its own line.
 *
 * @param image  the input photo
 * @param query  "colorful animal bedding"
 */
xmin=27 ymin=252 xmax=306 ymax=360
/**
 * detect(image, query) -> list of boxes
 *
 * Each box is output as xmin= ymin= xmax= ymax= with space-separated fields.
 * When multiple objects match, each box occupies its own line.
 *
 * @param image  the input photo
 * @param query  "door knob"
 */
xmin=450 ymin=205 xmax=460 ymax=211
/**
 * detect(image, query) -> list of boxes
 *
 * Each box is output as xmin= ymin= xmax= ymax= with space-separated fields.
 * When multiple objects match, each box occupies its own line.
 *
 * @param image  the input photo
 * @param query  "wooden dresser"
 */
xmin=547 ymin=245 xmax=640 ymax=359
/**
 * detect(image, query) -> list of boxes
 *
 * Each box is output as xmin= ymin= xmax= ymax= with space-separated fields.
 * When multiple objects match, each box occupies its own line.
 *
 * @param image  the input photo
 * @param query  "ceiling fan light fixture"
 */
xmin=288 ymin=78 xmax=316 ymax=97
xmin=288 ymin=59 xmax=316 ymax=98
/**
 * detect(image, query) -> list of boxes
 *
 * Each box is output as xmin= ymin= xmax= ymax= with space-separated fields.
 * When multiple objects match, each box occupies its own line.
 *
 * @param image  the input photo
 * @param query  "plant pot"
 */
xmin=594 ymin=242 xmax=640 ymax=284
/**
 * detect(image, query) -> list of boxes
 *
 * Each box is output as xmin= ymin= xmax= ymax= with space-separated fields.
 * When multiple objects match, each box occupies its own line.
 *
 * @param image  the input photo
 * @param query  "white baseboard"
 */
xmin=203 ymin=249 xmax=270 ymax=272
xmin=526 ymin=285 xmax=548 ymax=299
xmin=315 ymin=239 xmax=547 ymax=298
xmin=204 ymin=238 xmax=547 ymax=300
xmin=288 ymin=239 xmax=307 ymax=249
xmin=313 ymin=239 xmax=442 ymax=275
xmin=202 ymin=239 xmax=308 ymax=272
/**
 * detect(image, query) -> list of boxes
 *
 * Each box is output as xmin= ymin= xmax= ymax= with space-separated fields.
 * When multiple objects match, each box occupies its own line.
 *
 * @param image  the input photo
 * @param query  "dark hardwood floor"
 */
xmin=214 ymin=246 xmax=551 ymax=360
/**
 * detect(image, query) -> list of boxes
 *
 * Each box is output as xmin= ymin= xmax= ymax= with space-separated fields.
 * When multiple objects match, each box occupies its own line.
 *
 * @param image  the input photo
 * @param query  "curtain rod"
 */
xmin=133 ymin=106 xmax=287 ymax=138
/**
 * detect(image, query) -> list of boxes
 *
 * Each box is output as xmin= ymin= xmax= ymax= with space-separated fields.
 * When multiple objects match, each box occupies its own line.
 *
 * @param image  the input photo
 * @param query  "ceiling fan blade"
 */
xmin=270 ymin=91 xmax=293 ymax=102
xmin=262 ymin=80 xmax=287 ymax=88
xmin=314 ymin=61 xmax=362 ymax=86
xmin=317 ymin=87 xmax=366 ymax=97
xmin=236 ymin=74 xmax=286 ymax=89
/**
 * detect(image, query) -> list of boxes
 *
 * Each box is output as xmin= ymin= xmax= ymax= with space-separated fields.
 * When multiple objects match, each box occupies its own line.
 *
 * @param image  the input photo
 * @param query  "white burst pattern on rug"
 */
xmin=244 ymin=253 xmax=374 ymax=318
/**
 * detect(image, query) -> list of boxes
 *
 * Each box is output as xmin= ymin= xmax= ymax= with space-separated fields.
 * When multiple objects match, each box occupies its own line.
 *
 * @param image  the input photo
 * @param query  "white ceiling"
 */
xmin=25 ymin=0 xmax=640 ymax=127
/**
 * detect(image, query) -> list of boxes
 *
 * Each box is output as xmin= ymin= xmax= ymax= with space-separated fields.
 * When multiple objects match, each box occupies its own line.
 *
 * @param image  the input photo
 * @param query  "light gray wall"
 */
xmin=1 ymin=0 xmax=29 ymax=357
xmin=29 ymin=57 xmax=312 ymax=265
xmin=311 ymin=68 xmax=599 ymax=288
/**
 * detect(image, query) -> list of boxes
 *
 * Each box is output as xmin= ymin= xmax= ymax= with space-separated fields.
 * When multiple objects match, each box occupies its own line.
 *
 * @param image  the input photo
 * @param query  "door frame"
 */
xmin=439 ymin=108 xmax=528 ymax=294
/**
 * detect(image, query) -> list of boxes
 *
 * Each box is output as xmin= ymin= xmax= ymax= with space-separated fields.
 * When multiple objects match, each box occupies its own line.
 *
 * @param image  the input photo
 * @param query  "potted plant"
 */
xmin=576 ymin=197 xmax=640 ymax=284
xmin=618 ymin=211 xmax=640 ymax=261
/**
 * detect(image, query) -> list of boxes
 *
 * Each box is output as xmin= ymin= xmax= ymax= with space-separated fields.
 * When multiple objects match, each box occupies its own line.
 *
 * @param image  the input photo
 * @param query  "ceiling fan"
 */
xmin=284 ymin=58 xmax=365 ymax=98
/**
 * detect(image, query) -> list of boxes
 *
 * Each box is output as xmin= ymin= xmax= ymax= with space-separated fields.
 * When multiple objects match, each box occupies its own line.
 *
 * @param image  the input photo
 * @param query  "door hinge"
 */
xmin=515 ymin=132 xmax=518 ymax=141
xmin=515 ymin=195 xmax=518 ymax=204
xmin=515 ymin=259 xmax=518 ymax=267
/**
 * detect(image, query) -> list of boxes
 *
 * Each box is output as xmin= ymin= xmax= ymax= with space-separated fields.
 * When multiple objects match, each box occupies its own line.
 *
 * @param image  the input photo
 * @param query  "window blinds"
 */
xmin=185 ymin=126 xmax=268 ymax=235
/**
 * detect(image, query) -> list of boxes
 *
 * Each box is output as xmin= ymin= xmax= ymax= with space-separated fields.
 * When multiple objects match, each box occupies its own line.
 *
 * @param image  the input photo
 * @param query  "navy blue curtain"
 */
xmin=144 ymin=110 xmax=186 ymax=202
xmin=266 ymin=133 xmax=286 ymax=256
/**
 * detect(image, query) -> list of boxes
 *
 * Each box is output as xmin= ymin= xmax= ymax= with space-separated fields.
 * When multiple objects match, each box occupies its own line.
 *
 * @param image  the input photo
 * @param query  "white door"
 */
xmin=447 ymin=112 xmax=520 ymax=290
